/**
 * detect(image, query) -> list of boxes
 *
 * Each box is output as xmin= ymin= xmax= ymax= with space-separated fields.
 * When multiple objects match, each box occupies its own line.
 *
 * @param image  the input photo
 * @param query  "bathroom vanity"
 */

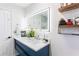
xmin=14 ymin=36 xmax=49 ymax=56
xmin=13 ymin=8 xmax=50 ymax=56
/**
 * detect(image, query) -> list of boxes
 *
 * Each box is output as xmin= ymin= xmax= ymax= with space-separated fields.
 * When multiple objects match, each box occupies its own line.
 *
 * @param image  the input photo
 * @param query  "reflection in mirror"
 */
xmin=41 ymin=11 xmax=48 ymax=29
xmin=27 ymin=8 xmax=50 ymax=32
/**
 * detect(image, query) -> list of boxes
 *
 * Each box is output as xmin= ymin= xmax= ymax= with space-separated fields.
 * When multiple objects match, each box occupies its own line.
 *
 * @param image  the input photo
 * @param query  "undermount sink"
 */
xmin=20 ymin=37 xmax=48 ymax=48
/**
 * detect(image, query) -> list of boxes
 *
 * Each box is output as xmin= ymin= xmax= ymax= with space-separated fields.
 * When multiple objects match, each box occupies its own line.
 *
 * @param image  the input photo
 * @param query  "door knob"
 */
xmin=8 ymin=36 xmax=11 ymax=39
xmin=6 ymin=36 xmax=11 ymax=40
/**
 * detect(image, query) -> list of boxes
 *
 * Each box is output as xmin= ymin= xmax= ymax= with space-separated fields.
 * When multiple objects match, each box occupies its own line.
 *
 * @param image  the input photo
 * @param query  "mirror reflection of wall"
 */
xmin=27 ymin=8 xmax=50 ymax=32
xmin=41 ymin=12 xmax=48 ymax=29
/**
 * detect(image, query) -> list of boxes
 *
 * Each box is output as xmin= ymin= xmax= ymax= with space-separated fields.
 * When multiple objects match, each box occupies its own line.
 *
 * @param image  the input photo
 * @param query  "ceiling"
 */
xmin=14 ymin=3 xmax=32 ymax=8
xmin=0 ymin=3 xmax=32 ymax=8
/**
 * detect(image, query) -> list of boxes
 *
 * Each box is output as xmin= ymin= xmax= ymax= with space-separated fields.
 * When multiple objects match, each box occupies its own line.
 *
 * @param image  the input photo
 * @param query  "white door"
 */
xmin=0 ymin=9 xmax=14 ymax=56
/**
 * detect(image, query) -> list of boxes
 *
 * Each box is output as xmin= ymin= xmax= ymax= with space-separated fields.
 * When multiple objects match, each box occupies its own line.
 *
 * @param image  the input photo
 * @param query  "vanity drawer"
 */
xmin=15 ymin=40 xmax=49 ymax=56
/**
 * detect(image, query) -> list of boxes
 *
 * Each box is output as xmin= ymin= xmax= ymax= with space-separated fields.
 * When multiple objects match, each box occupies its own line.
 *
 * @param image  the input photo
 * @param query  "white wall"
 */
xmin=24 ymin=3 xmax=79 ymax=56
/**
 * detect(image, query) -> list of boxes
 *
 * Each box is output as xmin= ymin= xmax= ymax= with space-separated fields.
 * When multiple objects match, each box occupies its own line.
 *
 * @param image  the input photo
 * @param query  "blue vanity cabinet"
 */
xmin=15 ymin=39 xmax=49 ymax=56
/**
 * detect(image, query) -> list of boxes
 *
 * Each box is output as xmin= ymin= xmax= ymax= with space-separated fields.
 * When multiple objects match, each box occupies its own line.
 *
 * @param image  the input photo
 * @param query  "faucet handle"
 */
xmin=43 ymin=38 xmax=48 ymax=42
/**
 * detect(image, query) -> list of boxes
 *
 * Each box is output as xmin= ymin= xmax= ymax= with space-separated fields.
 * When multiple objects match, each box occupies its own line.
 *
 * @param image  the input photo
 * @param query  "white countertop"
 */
xmin=14 ymin=36 xmax=49 ymax=52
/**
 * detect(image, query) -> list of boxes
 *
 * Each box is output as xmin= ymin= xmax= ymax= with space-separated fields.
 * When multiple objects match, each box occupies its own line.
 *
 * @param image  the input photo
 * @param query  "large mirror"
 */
xmin=27 ymin=8 xmax=50 ymax=32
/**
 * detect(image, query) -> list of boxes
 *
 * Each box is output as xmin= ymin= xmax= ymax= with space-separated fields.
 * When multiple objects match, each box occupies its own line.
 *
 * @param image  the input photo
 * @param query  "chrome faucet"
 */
xmin=35 ymin=35 xmax=40 ymax=40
